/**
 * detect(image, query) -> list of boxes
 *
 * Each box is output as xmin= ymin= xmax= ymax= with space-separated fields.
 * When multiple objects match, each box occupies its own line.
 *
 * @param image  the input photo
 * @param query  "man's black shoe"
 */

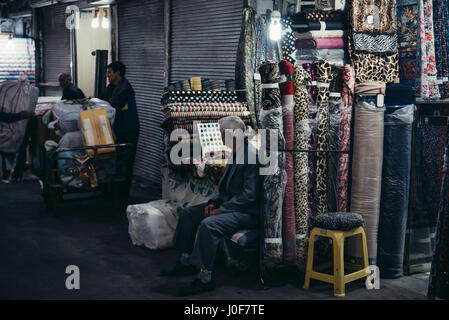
xmin=160 ymin=261 xmax=198 ymax=277
xmin=177 ymin=278 xmax=216 ymax=296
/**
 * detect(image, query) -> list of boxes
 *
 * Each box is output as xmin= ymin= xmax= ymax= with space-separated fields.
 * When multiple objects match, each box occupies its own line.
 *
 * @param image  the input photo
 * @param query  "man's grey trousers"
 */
xmin=172 ymin=202 xmax=258 ymax=270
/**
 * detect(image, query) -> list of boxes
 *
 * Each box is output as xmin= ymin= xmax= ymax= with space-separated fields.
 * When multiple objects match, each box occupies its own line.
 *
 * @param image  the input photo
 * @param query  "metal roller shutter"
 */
xmin=170 ymin=0 xmax=243 ymax=84
xmin=117 ymin=0 xmax=165 ymax=191
xmin=40 ymin=4 xmax=71 ymax=96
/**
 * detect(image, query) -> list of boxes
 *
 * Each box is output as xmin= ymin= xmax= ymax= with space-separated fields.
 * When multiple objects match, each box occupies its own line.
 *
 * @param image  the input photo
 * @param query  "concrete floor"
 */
xmin=0 ymin=176 xmax=430 ymax=300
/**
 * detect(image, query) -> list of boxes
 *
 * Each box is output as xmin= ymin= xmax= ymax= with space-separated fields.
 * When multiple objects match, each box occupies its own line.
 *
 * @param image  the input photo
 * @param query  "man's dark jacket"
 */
xmin=62 ymin=83 xmax=86 ymax=100
xmin=102 ymin=78 xmax=140 ymax=135
xmin=208 ymin=139 xmax=261 ymax=217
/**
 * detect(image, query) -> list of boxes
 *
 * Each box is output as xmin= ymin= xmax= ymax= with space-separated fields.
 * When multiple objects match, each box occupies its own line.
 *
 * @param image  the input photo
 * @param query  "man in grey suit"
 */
xmin=161 ymin=116 xmax=261 ymax=296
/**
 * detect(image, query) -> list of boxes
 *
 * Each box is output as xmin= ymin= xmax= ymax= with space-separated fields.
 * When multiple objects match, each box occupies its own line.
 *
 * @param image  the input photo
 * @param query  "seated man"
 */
xmin=58 ymin=73 xmax=86 ymax=100
xmin=161 ymin=116 xmax=261 ymax=296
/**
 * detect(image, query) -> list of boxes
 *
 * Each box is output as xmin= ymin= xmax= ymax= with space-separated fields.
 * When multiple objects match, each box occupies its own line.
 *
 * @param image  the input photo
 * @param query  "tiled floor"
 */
xmin=0 ymin=178 xmax=430 ymax=300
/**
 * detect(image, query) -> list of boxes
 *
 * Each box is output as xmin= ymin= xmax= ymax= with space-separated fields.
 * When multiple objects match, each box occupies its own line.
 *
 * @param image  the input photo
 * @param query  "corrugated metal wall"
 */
xmin=170 ymin=0 xmax=243 ymax=84
xmin=40 ymin=4 xmax=71 ymax=96
xmin=115 ymin=0 xmax=243 ymax=193
xmin=117 ymin=0 xmax=165 ymax=190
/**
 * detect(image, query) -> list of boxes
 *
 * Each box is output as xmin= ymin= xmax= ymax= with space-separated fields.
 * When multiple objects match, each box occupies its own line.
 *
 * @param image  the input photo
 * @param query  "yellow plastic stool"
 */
xmin=302 ymin=226 xmax=369 ymax=297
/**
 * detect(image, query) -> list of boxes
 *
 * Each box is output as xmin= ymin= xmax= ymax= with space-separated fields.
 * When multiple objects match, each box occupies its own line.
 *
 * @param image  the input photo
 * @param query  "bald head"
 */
xmin=58 ymin=73 xmax=72 ymax=89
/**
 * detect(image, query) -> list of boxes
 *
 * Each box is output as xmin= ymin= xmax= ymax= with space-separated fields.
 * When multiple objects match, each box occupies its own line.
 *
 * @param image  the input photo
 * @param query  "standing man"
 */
xmin=58 ymin=73 xmax=86 ymax=100
xmin=102 ymin=61 xmax=140 ymax=201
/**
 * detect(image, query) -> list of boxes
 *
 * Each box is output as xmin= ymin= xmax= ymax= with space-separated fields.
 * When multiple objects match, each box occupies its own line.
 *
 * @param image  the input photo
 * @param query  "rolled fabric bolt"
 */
xmin=295 ymin=38 xmax=345 ymax=50
xmin=182 ymin=80 xmax=191 ymax=91
xmin=210 ymin=80 xmax=221 ymax=90
xmin=259 ymin=60 xmax=285 ymax=268
xmin=225 ymin=79 xmax=236 ymax=91
xmin=174 ymin=81 xmax=182 ymax=91
xmin=201 ymin=79 xmax=211 ymax=91
xmin=279 ymin=60 xmax=296 ymax=266
xmin=190 ymin=77 xmax=202 ymax=91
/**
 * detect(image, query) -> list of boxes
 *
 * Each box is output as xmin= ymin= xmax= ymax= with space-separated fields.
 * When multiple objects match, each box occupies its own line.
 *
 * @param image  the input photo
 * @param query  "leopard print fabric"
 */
xmin=351 ymin=0 xmax=397 ymax=34
xmin=349 ymin=35 xmax=399 ymax=83
xmin=293 ymin=66 xmax=311 ymax=267
xmin=314 ymin=60 xmax=332 ymax=215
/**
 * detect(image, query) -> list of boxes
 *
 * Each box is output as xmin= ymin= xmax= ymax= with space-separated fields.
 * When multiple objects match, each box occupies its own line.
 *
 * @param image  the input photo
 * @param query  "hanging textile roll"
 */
xmin=293 ymin=9 xmax=345 ymax=24
xmin=292 ymin=66 xmax=312 ymax=268
xmin=281 ymin=16 xmax=296 ymax=65
xmin=384 ymin=83 xmax=415 ymax=105
xmin=279 ymin=60 xmax=296 ymax=265
xmin=235 ymin=7 xmax=258 ymax=129
xmin=428 ymin=118 xmax=449 ymax=299
xmin=336 ymin=65 xmax=355 ymax=212
xmin=327 ymin=66 xmax=344 ymax=213
xmin=377 ymin=105 xmax=414 ymax=279
xmin=259 ymin=61 xmax=286 ymax=268
xmin=314 ymin=59 xmax=332 ymax=215
xmin=418 ymin=0 xmax=440 ymax=99
xmin=349 ymin=98 xmax=385 ymax=265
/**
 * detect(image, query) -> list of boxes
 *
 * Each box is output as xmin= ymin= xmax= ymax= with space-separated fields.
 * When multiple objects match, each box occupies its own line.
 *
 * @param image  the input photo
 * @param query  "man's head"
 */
xmin=219 ymin=116 xmax=246 ymax=151
xmin=58 ymin=73 xmax=72 ymax=89
xmin=107 ymin=61 xmax=126 ymax=86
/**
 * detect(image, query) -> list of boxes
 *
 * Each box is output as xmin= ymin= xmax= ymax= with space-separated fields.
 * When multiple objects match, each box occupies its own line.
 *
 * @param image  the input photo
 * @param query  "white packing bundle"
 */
xmin=0 ymin=79 xmax=39 ymax=153
xmin=126 ymin=200 xmax=179 ymax=250
xmin=52 ymin=98 xmax=115 ymax=133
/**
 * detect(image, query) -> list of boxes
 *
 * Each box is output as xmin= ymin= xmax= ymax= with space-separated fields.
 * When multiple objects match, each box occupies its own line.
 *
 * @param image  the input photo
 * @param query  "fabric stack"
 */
xmin=292 ymin=9 xmax=348 ymax=66
xmin=160 ymin=92 xmax=251 ymax=135
xmin=0 ymin=38 xmax=35 ymax=84
xmin=348 ymin=0 xmax=400 ymax=266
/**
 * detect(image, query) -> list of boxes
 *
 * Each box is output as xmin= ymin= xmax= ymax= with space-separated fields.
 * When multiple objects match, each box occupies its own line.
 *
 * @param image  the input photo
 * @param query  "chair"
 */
xmin=302 ymin=212 xmax=369 ymax=297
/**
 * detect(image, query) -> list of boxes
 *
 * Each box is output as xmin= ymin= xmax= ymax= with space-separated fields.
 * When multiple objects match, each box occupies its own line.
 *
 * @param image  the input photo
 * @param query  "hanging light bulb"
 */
xmin=269 ymin=10 xmax=282 ymax=41
xmin=91 ymin=8 xmax=100 ymax=29
xmin=102 ymin=9 xmax=109 ymax=29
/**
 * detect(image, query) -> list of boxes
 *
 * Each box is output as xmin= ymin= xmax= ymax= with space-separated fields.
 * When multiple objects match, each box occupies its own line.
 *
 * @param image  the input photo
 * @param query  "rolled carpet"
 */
xmin=279 ymin=60 xmax=296 ymax=265
xmin=377 ymin=105 xmax=414 ymax=279
xmin=190 ymin=77 xmax=202 ymax=91
xmin=349 ymin=98 xmax=385 ymax=265
xmin=295 ymin=38 xmax=345 ymax=50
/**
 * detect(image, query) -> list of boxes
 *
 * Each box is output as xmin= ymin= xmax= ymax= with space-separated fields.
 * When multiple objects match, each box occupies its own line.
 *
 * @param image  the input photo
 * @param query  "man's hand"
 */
xmin=209 ymin=208 xmax=221 ymax=216
xmin=20 ymin=110 xmax=34 ymax=119
xmin=204 ymin=204 xmax=215 ymax=217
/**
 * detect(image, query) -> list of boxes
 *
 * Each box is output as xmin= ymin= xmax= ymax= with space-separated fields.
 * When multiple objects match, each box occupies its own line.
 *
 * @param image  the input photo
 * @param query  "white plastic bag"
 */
xmin=0 ymin=79 xmax=39 ymax=153
xmin=126 ymin=200 xmax=179 ymax=250
xmin=52 ymin=98 xmax=115 ymax=133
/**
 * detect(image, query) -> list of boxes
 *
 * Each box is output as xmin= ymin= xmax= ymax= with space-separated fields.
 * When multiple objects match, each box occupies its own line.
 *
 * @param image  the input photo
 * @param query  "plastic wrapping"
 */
xmin=327 ymin=99 xmax=343 ymax=213
xmin=57 ymin=131 xmax=84 ymax=149
xmin=281 ymin=95 xmax=296 ymax=265
xmin=260 ymin=106 xmax=287 ymax=268
xmin=52 ymin=98 xmax=115 ymax=133
xmin=377 ymin=104 xmax=414 ymax=278
xmin=349 ymin=99 xmax=385 ymax=265
xmin=126 ymin=200 xmax=178 ymax=250
xmin=0 ymin=80 xmax=38 ymax=153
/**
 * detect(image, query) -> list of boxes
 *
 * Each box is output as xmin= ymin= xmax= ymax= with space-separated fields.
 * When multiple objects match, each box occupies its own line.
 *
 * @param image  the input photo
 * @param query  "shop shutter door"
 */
xmin=117 ymin=0 xmax=165 ymax=190
xmin=40 ymin=4 xmax=71 ymax=96
xmin=170 ymin=0 xmax=243 ymax=83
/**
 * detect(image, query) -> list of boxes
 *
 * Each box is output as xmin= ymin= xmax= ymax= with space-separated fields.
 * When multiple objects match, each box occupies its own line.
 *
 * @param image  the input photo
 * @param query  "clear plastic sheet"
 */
xmin=349 ymin=98 xmax=385 ymax=265
xmin=377 ymin=105 xmax=414 ymax=278
xmin=327 ymin=99 xmax=343 ymax=213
